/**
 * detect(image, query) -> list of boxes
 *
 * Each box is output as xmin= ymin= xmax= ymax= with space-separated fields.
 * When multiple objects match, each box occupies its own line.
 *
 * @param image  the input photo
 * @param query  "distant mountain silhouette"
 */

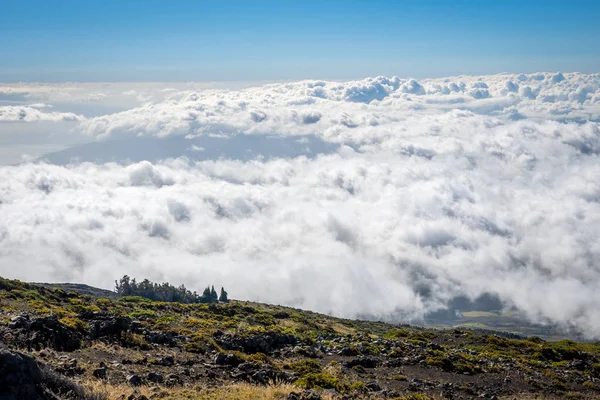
xmin=37 ymin=134 xmax=340 ymax=165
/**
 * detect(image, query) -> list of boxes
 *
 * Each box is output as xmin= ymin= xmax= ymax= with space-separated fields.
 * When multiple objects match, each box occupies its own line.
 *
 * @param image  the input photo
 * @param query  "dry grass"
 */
xmin=278 ymin=319 xmax=302 ymax=330
xmin=323 ymin=360 xmax=344 ymax=379
xmin=498 ymin=395 xmax=584 ymax=400
xmin=331 ymin=322 xmax=355 ymax=335
xmin=171 ymin=383 xmax=302 ymax=400
xmin=82 ymin=380 xmax=153 ymax=399
xmin=81 ymin=381 xmax=338 ymax=400
xmin=78 ymin=380 xmax=600 ymax=400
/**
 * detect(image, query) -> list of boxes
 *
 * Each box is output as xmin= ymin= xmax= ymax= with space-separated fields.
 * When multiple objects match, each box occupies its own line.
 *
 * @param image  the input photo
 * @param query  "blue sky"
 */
xmin=1 ymin=0 xmax=599 ymax=82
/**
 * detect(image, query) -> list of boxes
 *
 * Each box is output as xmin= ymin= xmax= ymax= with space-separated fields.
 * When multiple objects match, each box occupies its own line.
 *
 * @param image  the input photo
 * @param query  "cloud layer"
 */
xmin=0 ymin=105 xmax=85 ymax=122
xmin=1 ymin=72 xmax=600 ymax=337
xmin=77 ymin=72 xmax=600 ymax=141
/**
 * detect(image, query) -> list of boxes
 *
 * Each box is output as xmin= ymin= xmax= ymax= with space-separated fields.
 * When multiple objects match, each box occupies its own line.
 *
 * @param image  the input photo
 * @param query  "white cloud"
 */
xmin=70 ymin=72 xmax=600 ymax=143
xmin=0 ymin=105 xmax=85 ymax=122
xmin=1 ymin=72 xmax=600 ymax=337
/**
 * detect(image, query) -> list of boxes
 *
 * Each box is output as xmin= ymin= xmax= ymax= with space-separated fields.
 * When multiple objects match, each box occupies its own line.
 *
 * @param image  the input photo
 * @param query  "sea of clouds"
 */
xmin=1 ymin=72 xmax=600 ymax=337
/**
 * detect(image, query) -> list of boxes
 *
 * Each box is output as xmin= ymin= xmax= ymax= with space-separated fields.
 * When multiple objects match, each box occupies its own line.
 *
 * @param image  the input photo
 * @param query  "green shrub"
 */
xmin=121 ymin=333 xmax=150 ymax=349
xmin=96 ymin=298 xmax=112 ymax=307
xmin=14 ymin=289 xmax=44 ymax=301
xmin=425 ymin=354 xmax=480 ymax=375
xmin=252 ymin=313 xmax=275 ymax=326
xmin=564 ymin=393 xmax=582 ymax=400
xmin=551 ymin=378 xmax=567 ymax=391
xmin=286 ymin=359 xmax=323 ymax=375
xmin=551 ymin=360 xmax=569 ymax=368
xmin=184 ymin=336 xmax=207 ymax=354
xmin=583 ymin=381 xmax=598 ymax=391
xmin=245 ymin=352 xmax=271 ymax=365
xmin=527 ymin=336 xmax=545 ymax=344
xmin=119 ymin=296 xmax=152 ymax=303
xmin=395 ymin=395 xmax=434 ymax=400
xmin=27 ymin=299 xmax=51 ymax=313
xmin=384 ymin=329 xmax=410 ymax=339
xmin=349 ymin=381 xmax=366 ymax=391
xmin=130 ymin=309 xmax=157 ymax=319
xmin=294 ymin=372 xmax=348 ymax=392
xmin=425 ymin=356 xmax=453 ymax=371
xmin=0 ymin=277 xmax=18 ymax=291
xmin=59 ymin=317 xmax=88 ymax=332
xmin=154 ymin=315 xmax=177 ymax=328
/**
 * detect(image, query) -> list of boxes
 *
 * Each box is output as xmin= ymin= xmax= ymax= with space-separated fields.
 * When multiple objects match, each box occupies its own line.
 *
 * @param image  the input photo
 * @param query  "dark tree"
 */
xmin=115 ymin=275 xmax=133 ymax=296
xmin=114 ymin=275 xmax=225 ymax=304
xmin=219 ymin=287 xmax=229 ymax=303
xmin=202 ymin=286 xmax=212 ymax=302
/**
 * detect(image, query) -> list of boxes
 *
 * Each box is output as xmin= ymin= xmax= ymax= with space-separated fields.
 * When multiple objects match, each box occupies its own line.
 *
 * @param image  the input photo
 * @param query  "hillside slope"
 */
xmin=33 ymin=283 xmax=119 ymax=300
xmin=1 ymin=277 xmax=599 ymax=399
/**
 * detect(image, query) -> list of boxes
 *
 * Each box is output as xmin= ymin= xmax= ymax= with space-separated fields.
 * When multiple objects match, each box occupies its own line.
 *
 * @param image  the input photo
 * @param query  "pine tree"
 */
xmin=202 ymin=286 xmax=212 ymax=302
xmin=210 ymin=285 xmax=218 ymax=303
xmin=115 ymin=275 xmax=133 ymax=296
xmin=219 ymin=287 xmax=229 ymax=303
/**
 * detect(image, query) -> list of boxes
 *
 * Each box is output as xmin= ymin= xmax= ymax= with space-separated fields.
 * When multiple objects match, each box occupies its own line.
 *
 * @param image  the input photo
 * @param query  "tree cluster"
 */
xmin=114 ymin=275 xmax=228 ymax=304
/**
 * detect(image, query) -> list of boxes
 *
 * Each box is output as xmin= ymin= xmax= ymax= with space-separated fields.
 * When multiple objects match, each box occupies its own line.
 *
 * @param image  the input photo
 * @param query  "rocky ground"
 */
xmin=0 ymin=277 xmax=599 ymax=399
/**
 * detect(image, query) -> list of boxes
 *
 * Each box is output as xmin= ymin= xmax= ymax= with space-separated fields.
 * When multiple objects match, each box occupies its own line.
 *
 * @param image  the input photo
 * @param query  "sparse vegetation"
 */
xmin=0 ymin=276 xmax=599 ymax=400
xmin=294 ymin=372 xmax=348 ymax=392
xmin=285 ymin=359 xmax=323 ymax=375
